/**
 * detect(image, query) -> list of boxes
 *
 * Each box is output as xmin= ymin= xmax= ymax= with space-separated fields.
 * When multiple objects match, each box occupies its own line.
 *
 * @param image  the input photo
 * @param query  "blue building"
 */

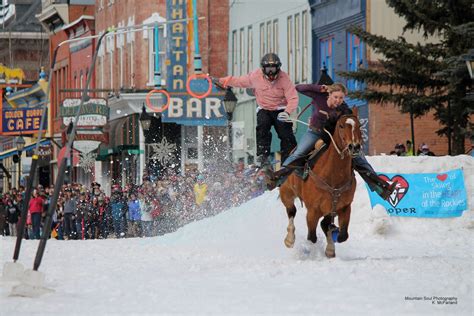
xmin=309 ymin=0 xmax=369 ymax=151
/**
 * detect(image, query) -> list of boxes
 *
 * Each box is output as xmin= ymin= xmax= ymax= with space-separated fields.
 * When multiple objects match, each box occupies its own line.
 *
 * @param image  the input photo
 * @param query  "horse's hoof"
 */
xmin=325 ymin=250 xmax=336 ymax=258
xmin=325 ymin=242 xmax=336 ymax=258
xmin=284 ymin=236 xmax=295 ymax=248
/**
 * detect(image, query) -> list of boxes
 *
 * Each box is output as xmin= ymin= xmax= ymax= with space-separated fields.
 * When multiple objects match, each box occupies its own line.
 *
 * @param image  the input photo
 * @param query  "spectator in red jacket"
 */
xmin=29 ymin=189 xmax=44 ymax=239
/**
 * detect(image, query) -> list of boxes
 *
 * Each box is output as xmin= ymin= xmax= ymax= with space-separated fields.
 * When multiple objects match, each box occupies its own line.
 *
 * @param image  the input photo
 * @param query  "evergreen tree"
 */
xmin=340 ymin=0 xmax=473 ymax=155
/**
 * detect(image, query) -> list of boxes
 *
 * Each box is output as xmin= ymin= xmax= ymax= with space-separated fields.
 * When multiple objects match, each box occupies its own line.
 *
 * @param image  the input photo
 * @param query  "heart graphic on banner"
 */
xmin=378 ymin=175 xmax=409 ymax=207
xmin=436 ymin=174 xmax=448 ymax=181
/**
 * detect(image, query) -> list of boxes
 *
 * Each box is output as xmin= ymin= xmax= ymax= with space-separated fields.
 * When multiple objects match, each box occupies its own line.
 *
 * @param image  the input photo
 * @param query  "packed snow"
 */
xmin=1 ymin=155 xmax=473 ymax=315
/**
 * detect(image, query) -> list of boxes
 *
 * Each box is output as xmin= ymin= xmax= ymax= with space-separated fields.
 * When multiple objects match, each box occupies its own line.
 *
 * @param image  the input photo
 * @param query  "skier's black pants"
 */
xmin=256 ymin=109 xmax=297 ymax=163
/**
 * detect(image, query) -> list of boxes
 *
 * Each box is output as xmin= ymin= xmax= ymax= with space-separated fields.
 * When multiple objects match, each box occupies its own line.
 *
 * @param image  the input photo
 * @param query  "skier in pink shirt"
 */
xmin=215 ymin=53 xmax=298 ymax=167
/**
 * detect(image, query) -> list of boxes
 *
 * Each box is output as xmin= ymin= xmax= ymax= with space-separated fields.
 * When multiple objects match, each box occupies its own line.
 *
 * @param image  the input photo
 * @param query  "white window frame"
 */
xmin=273 ymin=19 xmax=279 ymax=55
xmin=143 ymin=13 xmax=167 ymax=86
xmin=109 ymin=48 xmax=113 ymax=89
xmin=232 ymin=30 xmax=238 ymax=76
xmin=80 ymin=71 xmax=84 ymax=93
xmin=247 ymin=26 xmax=253 ymax=73
xmin=259 ymin=23 xmax=265 ymax=60
xmin=266 ymin=21 xmax=272 ymax=53
xmin=99 ymin=56 xmax=104 ymax=93
xmin=287 ymin=16 xmax=293 ymax=80
xmin=239 ymin=28 xmax=245 ymax=75
xmin=127 ymin=16 xmax=135 ymax=88
xmin=74 ymin=72 xmax=77 ymax=98
xmin=117 ymin=21 xmax=125 ymax=88
xmin=146 ymin=26 xmax=167 ymax=86
xmin=294 ymin=13 xmax=300 ymax=83
xmin=302 ymin=10 xmax=308 ymax=82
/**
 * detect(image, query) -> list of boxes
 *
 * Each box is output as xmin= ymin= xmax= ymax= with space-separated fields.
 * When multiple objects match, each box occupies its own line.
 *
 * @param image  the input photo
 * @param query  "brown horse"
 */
xmin=279 ymin=113 xmax=363 ymax=258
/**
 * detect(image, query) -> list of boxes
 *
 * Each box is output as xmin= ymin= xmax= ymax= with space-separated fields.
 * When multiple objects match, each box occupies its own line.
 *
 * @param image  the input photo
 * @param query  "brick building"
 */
xmin=37 ymin=1 xmax=97 ymax=184
xmin=93 ymin=0 xmax=229 ymax=190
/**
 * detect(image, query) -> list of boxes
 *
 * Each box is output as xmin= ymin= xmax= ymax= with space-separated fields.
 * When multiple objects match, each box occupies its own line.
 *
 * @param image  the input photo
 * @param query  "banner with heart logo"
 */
xmin=365 ymin=168 xmax=468 ymax=218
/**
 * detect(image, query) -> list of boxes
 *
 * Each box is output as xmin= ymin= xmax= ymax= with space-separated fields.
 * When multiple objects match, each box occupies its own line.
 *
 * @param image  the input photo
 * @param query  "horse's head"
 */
xmin=334 ymin=114 xmax=363 ymax=158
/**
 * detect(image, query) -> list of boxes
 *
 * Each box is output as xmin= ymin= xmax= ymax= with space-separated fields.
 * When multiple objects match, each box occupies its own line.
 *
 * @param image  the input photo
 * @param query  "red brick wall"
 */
xmin=368 ymin=102 xmax=470 ymax=156
xmin=69 ymin=21 xmax=96 ymax=96
xmin=206 ymin=0 xmax=229 ymax=77
xmin=69 ymin=5 xmax=96 ymax=22
xmin=95 ymin=0 xmax=166 ymax=91
xmin=94 ymin=0 xmax=229 ymax=91
xmin=49 ymin=7 xmax=96 ymax=135
xmin=49 ymin=31 xmax=69 ymax=134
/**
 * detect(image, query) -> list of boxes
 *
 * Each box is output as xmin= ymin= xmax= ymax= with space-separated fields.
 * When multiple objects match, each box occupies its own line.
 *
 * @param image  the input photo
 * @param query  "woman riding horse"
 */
xmin=268 ymin=83 xmax=397 ymax=201
xmin=279 ymin=112 xmax=363 ymax=257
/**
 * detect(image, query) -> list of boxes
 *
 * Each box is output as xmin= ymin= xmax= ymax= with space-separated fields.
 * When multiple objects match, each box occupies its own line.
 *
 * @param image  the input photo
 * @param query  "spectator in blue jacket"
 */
xmin=127 ymin=192 xmax=141 ymax=237
xmin=110 ymin=186 xmax=128 ymax=238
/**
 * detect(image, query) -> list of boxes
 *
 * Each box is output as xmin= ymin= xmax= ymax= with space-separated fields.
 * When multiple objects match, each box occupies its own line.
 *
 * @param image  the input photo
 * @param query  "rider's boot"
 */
xmin=361 ymin=171 xmax=398 ymax=201
xmin=264 ymin=166 xmax=294 ymax=191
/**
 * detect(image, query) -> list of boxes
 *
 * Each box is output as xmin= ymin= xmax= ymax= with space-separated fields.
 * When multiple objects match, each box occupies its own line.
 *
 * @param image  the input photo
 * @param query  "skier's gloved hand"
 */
xmin=277 ymin=111 xmax=292 ymax=123
xmin=210 ymin=76 xmax=225 ymax=90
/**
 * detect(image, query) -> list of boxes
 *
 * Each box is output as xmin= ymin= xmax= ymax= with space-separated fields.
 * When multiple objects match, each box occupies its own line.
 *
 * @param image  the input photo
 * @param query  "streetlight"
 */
xmin=222 ymin=88 xmax=238 ymax=163
xmin=14 ymin=136 xmax=25 ymax=188
xmin=139 ymin=104 xmax=152 ymax=182
xmin=66 ymin=121 xmax=74 ymax=183
xmin=139 ymin=104 xmax=152 ymax=131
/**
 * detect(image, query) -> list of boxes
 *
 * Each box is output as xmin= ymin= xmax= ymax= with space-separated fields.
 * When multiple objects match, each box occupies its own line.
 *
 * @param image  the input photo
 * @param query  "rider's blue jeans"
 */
xmin=282 ymin=129 xmax=321 ymax=166
xmin=282 ymin=128 xmax=375 ymax=175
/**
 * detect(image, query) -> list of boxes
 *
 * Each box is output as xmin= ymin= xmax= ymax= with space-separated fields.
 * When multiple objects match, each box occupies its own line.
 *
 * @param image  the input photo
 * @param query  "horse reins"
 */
xmin=323 ymin=127 xmax=347 ymax=159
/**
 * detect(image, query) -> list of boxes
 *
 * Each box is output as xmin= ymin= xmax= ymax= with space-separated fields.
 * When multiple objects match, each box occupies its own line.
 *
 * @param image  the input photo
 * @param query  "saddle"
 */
xmin=264 ymin=139 xmax=328 ymax=190
xmin=291 ymin=139 xmax=327 ymax=180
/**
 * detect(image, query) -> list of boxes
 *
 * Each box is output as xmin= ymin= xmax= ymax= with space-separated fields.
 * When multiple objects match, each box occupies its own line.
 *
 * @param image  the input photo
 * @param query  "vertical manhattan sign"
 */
xmin=162 ymin=0 xmax=226 ymax=126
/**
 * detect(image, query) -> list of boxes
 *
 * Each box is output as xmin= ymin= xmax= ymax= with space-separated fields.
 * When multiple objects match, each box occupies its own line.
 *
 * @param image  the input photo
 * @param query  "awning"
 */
xmin=4 ymin=83 xmax=47 ymax=108
xmin=0 ymin=139 xmax=51 ymax=160
xmin=95 ymin=115 xmax=139 ymax=161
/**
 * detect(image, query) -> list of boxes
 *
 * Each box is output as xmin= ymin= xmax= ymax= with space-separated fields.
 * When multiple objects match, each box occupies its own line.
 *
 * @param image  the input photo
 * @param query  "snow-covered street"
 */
xmin=1 ymin=155 xmax=472 ymax=315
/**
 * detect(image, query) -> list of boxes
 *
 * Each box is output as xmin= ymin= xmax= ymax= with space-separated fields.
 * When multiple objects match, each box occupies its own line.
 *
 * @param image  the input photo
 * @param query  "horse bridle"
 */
xmin=323 ymin=114 xmax=361 ymax=160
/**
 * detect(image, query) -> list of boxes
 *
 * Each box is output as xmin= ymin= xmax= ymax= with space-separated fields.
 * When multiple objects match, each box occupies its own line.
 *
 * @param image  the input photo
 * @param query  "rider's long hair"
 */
xmin=327 ymin=82 xmax=348 ymax=95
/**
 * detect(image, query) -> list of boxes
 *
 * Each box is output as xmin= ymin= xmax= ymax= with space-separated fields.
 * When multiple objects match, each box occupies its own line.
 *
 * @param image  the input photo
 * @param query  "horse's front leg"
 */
xmin=336 ymin=204 xmax=351 ymax=243
xmin=319 ymin=214 xmax=336 ymax=257
xmin=306 ymin=208 xmax=320 ymax=243
xmin=284 ymin=205 xmax=297 ymax=248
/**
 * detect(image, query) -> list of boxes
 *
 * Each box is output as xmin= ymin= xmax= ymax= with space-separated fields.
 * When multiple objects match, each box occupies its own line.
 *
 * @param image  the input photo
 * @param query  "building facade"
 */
xmin=34 ymin=0 xmax=229 ymax=192
xmin=308 ymin=0 xmax=370 ymax=152
xmin=0 ymin=0 xmax=50 ymax=192
xmin=37 ymin=0 xmax=97 ymax=187
xmin=308 ymin=0 xmax=463 ymax=156
xmin=365 ymin=0 xmax=450 ymax=155
xmin=93 ymin=0 xmax=229 ymax=192
xmin=228 ymin=0 xmax=312 ymax=165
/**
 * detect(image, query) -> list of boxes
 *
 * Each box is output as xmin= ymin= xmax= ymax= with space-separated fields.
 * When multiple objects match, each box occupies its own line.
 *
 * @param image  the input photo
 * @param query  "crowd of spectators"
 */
xmin=0 ymin=163 xmax=267 ymax=240
xmin=390 ymin=140 xmax=435 ymax=156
